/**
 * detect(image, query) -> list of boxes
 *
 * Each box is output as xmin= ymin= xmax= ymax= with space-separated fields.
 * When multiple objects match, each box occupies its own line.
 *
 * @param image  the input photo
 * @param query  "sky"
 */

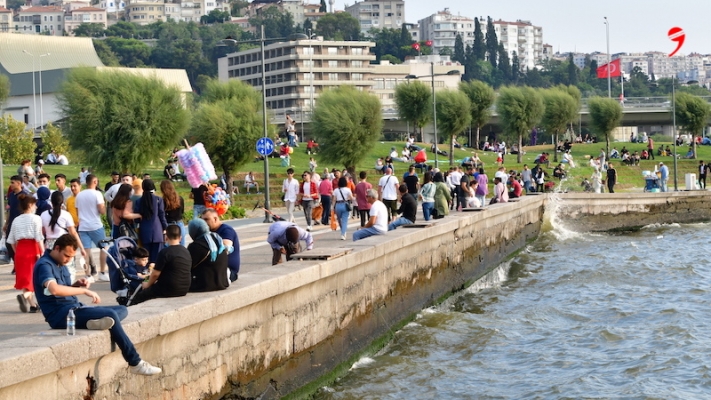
xmin=335 ymin=0 xmax=711 ymax=55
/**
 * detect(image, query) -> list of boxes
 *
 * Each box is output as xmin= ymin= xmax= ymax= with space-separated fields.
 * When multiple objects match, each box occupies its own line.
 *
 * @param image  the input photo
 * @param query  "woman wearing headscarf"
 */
xmin=134 ymin=179 xmax=168 ymax=263
xmin=35 ymin=186 xmax=52 ymax=216
xmin=432 ymin=172 xmax=452 ymax=219
xmin=187 ymin=219 xmax=229 ymax=292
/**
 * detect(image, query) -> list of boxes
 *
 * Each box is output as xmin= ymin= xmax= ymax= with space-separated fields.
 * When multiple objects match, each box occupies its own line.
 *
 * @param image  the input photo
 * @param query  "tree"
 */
xmin=248 ymin=6 xmax=297 ymax=39
xmin=58 ymin=68 xmax=189 ymax=173
xmin=104 ymin=37 xmax=152 ymax=67
xmin=496 ymin=86 xmax=544 ymax=163
xmin=459 ymin=80 xmax=494 ymax=150
xmin=190 ymin=79 xmax=264 ymax=197
xmin=541 ymin=89 xmax=578 ymax=162
xmin=394 ymin=81 xmax=431 ymax=142
xmin=319 ymin=0 xmax=327 ymax=12
xmin=567 ymin=53 xmax=578 ymax=85
xmin=438 ymin=46 xmax=453 ymax=57
xmin=312 ymin=86 xmax=382 ymax=175
xmin=485 ymin=17 xmax=498 ymax=69
xmin=436 ymin=90 xmax=471 ymax=166
xmin=0 ymin=116 xmax=35 ymax=164
xmin=314 ymin=12 xmax=360 ymax=41
xmin=0 ymin=74 xmax=9 ymax=106
xmin=201 ymin=9 xmax=231 ymax=24
xmin=453 ymin=34 xmax=465 ymax=64
xmin=104 ymin=21 xmax=139 ymax=38
xmin=92 ymin=39 xmax=121 ymax=66
xmin=510 ymin=51 xmax=520 ymax=84
xmin=588 ymin=97 xmax=623 ymax=158
xmin=472 ymin=17 xmax=486 ymax=61
xmin=73 ymin=23 xmax=106 ymax=37
xmin=399 ymin=23 xmax=412 ymax=47
xmin=674 ymin=92 xmax=711 ymax=159
xmin=497 ymin=43 xmax=510 ymax=84
xmin=40 ymin=122 xmax=70 ymax=157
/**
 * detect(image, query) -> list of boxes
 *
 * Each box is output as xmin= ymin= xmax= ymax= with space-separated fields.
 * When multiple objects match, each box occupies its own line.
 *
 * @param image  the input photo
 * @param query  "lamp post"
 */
xmin=672 ymin=77 xmax=679 ymax=191
xmin=307 ymin=29 xmax=314 ymax=120
xmin=404 ymin=65 xmax=461 ymax=169
xmin=38 ymin=53 xmax=50 ymax=131
xmin=218 ymin=27 xmax=308 ymax=223
xmin=604 ymin=17 xmax=611 ymax=98
xmin=22 ymin=50 xmax=37 ymax=131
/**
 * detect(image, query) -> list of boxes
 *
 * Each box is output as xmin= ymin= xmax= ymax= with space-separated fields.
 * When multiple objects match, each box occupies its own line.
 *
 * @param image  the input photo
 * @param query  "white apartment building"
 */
xmin=492 ymin=19 xmax=542 ymax=70
xmin=615 ymin=53 xmax=649 ymax=76
xmin=0 ymin=7 xmax=11 ymax=33
xmin=0 ymin=0 xmax=6 ymax=8
xmin=403 ymin=22 xmax=418 ymax=41
xmin=345 ymin=0 xmax=404 ymax=36
xmin=647 ymin=52 xmax=705 ymax=80
xmin=99 ymin=0 xmax=125 ymax=13
xmin=64 ymin=6 xmax=107 ymax=35
xmin=180 ymin=0 xmax=218 ymax=23
xmin=14 ymin=6 xmax=64 ymax=35
xmin=217 ymin=38 xmax=376 ymax=115
xmin=240 ymin=1 xmax=324 ymax=29
xmin=418 ymin=8 xmax=473 ymax=55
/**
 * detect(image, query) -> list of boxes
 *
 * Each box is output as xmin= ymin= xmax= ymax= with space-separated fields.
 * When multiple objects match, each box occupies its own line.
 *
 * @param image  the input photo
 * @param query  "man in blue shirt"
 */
xmin=33 ymin=234 xmax=161 ymax=375
xmin=202 ymin=209 xmax=240 ymax=281
xmin=659 ymin=162 xmax=670 ymax=192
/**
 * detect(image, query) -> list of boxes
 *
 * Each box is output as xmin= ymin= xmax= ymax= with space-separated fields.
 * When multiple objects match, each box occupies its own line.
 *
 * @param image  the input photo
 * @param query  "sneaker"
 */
xmin=98 ymin=272 xmax=110 ymax=282
xmin=16 ymin=294 xmax=28 ymax=313
xmin=29 ymin=306 xmax=39 ymax=313
xmin=90 ymin=265 xmax=97 ymax=276
xmin=130 ymin=360 xmax=162 ymax=376
xmin=87 ymin=317 xmax=115 ymax=330
xmin=306 ymin=225 xmax=312 ymax=231
xmin=340 ymin=234 xmax=346 ymax=240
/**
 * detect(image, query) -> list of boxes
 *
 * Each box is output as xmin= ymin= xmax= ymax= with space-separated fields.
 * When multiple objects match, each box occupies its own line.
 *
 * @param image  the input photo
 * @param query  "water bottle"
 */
xmin=66 ymin=309 xmax=76 ymax=336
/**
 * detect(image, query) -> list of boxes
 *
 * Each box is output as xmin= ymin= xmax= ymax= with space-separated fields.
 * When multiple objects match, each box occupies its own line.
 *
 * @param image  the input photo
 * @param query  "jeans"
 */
xmin=320 ymin=195 xmax=332 ymax=224
xmin=476 ymin=195 xmax=486 ymax=207
xmin=661 ymin=178 xmax=668 ymax=192
xmin=422 ymin=202 xmax=434 ymax=221
xmin=335 ymin=202 xmax=349 ymax=236
xmin=388 ymin=217 xmax=413 ymax=231
xmin=302 ymin=200 xmax=313 ymax=226
xmin=74 ymin=305 xmax=141 ymax=366
xmin=352 ymin=226 xmax=384 ymax=241
xmin=193 ymin=205 xmax=206 ymax=220
xmin=523 ymin=180 xmax=532 ymax=193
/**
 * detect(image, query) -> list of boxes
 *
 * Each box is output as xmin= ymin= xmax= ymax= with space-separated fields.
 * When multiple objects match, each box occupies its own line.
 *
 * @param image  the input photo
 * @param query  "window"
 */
xmin=49 ymin=16 xmax=53 ymax=21
xmin=328 ymin=60 xmax=337 ymax=68
xmin=304 ymin=86 xmax=313 ymax=93
xmin=352 ymin=73 xmax=363 ymax=81
xmin=44 ymin=16 xmax=47 ymax=21
xmin=385 ymin=79 xmax=396 ymax=89
xmin=304 ymin=73 xmax=314 ymax=80
xmin=352 ymin=60 xmax=362 ymax=67
xmin=328 ymin=47 xmax=337 ymax=55
xmin=303 ymin=60 xmax=313 ymax=67
xmin=303 ymin=47 xmax=314 ymax=55
xmin=328 ymin=73 xmax=338 ymax=80
xmin=352 ymin=48 xmax=363 ymax=55
xmin=373 ymin=79 xmax=384 ymax=89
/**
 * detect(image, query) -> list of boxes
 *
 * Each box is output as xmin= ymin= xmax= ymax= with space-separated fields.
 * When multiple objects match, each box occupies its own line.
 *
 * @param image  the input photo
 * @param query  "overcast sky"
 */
xmin=336 ymin=0 xmax=711 ymax=55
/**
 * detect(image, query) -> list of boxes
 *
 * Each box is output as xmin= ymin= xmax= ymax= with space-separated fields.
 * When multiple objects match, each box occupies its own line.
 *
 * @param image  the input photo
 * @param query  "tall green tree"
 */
xmin=472 ymin=17 xmax=486 ymax=61
xmin=73 ymin=23 xmax=106 ymax=37
xmin=496 ymin=86 xmax=544 ymax=163
xmin=40 ymin=122 xmax=70 ymax=158
xmin=58 ymin=68 xmax=189 ymax=173
xmin=315 ymin=12 xmax=360 ymax=41
xmin=190 ymin=79 xmax=264 ymax=196
xmin=459 ymin=80 xmax=495 ymax=149
xmin=319 ymin=0 xmax=327 ymax=12
xmin=674 ymin=92 xmax=711 ymax=159
xmin=92 ymin=40 xmax=120 ymax=66
xmin=510 ymin=51 xmax=520 ymax=84
xmin=497 ymin=43 xmax=511 ymax=84
xmin=103 ymin=37 xmax=152 ymax=67
xmin=588 ymin=97 xmax=623 ymax=158
xmin=453 ymin=34 xmax=465 ymax=64
xmin=399 ymin=23 xmax=412 ymax=47
xmin=485 ymin=17 xmax=498 ymax=69
xmin=0 ymin=74 xmax=9 ymax=106
xmin=567 ymin=53 xmax=578 ymax=85
xmin=541 ymin=89 xmax=578 ymax=162
xmin=436 ymin=90 xmax=471 ymax=166
xmin=312 ymin=86 xmax=382 ymax=174
xmin=394 ymin=81 xmax=432 ymax=141
xmin=249 ymin=6 xmax=297 ymax=39
xmin=0 ymin=116 xmax=34 ymax=164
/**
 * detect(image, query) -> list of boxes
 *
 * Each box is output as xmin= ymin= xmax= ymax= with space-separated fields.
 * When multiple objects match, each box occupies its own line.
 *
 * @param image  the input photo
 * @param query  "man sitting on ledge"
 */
xmin=353 ymin=189 xmax=388 ymax=241
xmin=33 ymin=234 xmax=161 ymax=375
xmin=388 ymin=184 xmax=416 ymax=231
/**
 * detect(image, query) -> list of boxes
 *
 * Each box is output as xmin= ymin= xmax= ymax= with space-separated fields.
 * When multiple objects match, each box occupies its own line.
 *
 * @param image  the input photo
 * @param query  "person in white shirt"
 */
xmin=75 ymin=174 xmax=110 ymax=281
xmin=56 ymin=153 xmax=69 ymax=165
xmin=22 ymin=175 xmax=38 ymax=194
xmin=352 ymin=189 xmax=388 ymax=241
xmin=282 ymin=168 xmax=300 ymax=223
xmin=378 ymin=167 xmax=400 ymax=222
xmin=448 ymin=167 xmax=463 ymax=210
xmin=79 ymin=167 xmax=90 ymax=185
xmin=105 ymin=174 xmax=133 ymax=204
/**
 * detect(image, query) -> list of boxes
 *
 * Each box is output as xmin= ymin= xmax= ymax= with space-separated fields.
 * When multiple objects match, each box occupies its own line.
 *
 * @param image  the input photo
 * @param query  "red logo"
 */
xmin=425 ymin=40 xmax=433 ymax=47
xmin=412 ymin=43 xmax=420 ymax=51
xmin=668 ymin=27 xmax=685 ymax=57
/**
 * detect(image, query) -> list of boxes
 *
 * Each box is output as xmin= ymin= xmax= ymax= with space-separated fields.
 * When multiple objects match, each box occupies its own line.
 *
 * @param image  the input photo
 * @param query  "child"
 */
xmin=124 ymin=248 xmax=152 ymax=291
xmin=309 ymin=157 xmax=317 ymax=173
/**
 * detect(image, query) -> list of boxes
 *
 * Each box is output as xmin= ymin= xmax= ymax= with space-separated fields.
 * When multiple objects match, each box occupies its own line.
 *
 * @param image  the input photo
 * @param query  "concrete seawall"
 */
xmin=0 ymin=193 xmax=707 ymax=399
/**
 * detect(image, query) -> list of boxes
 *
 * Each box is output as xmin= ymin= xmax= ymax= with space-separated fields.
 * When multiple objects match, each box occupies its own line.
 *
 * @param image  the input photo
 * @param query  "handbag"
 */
xmin=330 ymin=210 xmax=337 ymax=231
xmin=339 ymin=188 xmax=353 ymax=211
xmin=118 ymin=220 xmax=138 ymax=240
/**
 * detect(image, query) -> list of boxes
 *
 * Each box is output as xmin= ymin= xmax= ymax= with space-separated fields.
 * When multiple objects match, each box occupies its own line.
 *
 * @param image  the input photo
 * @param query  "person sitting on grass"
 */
xmin=34 ymin=234 xmax=162 ymax=375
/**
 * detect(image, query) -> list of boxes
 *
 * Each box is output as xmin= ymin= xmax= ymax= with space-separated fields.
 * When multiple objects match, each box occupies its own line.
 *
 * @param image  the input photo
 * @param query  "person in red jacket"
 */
xmin=298 ymin=172 xmax=319 ymax=231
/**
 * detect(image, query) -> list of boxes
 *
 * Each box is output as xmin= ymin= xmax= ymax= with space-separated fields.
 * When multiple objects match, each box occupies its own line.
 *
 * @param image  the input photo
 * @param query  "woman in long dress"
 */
xmin=7 ymin=194 xmax=44 ymax=313
xmin=432 ymin=172 xmax=452 ymax=219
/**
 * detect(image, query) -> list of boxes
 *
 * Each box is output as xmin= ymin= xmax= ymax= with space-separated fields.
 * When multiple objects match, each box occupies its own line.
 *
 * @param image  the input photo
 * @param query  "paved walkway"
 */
xmin=0 ymin=206 xmax=405 ymax=342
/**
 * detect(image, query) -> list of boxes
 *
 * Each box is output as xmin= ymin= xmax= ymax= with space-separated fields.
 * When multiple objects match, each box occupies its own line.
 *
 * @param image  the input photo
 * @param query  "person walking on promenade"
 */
xmin=659 ymin=162 xmax=669 ymax=192
xmin=474 ymin=168 xmax=489 ymax=207
xmin=161 ymin=180 xmax=186 ymax=247
xmin=647 ymin=137 xmax=655 ymax=161
xmin=353 ymin=189 xmax=389 ymax=241
xmin=8 ymin=193 xmax=44 ymax=312
xmin=5 ymin=176 xmax=27 ymax=269
xmin=34 ymin=234 xmax=162 ymax=375
xmin=282 ymin=168 xmax=300 ymax=223
xmin=699 ymin=160 xmax=708 ymax=190
xmin=41 ymin=191 xmax=87 ymax=283
xmin=135 ymin=180 xmax=168 ymax=263
xmin=268 ymin=221 xmax=313 ymax=265
xmin=607 ymin=163 xmax=618 ymax=193
xmin=333 ymin=177 xmax=354 ymax=240
xmin=298 ymin=171 xmax=319 ymax=231
xmin=354 ymin=171 xmax=373 ymax=227
xmin=378 ymin=167 xmax=399 ymax=223
xmin=432 ymin=172 xmax=452 ymax=219
xmin=75 ymin=174 xmax=110 ymax=281
xmin=187 ymin=219 xmax=229 ymax=292
xmin=418 ymin=172 xmax=436 ymax=221
xmin=319 ymin=172 xmax=333 ymax=225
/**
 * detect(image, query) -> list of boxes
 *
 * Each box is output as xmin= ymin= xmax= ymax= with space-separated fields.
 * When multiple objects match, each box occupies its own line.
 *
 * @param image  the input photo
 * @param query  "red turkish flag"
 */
xmin=412 ymin=43 xmax=420 ymax=51
xmin=597 ymin=59 xmax=621 ymax=78
xmin=425 ymin=40 xmax=433 ymax=47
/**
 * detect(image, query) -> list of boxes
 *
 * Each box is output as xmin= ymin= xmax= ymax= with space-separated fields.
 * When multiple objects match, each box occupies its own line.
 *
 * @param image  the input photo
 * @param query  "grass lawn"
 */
xmin=10 ymin=139 xmax=707 ymax=216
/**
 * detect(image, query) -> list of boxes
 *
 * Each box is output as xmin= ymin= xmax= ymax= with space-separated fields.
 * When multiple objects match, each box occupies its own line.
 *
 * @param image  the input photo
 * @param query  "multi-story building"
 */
xmin=125 ymin=1 xmax=169 ymax=25
xmin=218 ymin=38 xmax=375 ymax=115
xmin=64 ymin=6 xmax=107 ymax=35
xmin=418 ymin=9 xmax=474 ymax=55
xmin=180 ymin=0 xmax=218 ymax=23
xmin=0 ymin=0 xmax=6 ymax=8
xmin=0 ymin=7 xmax=11 ymax=33
xmin=647 ymin=52 xmax=705 ymax=80
xmin=14 ymin=6 xmax=64 ymax=35
xmin=541 ymin=43 xmax=553 ymax=62
xmin=403 ymin=22 xmax=418 ymax=41
xmin=492 ymin=19 xmax=542 ymax=70
xmin=99 ymin=0 xmax=125 ymax=13
xmin=345 ymin=0 xmax=404 ymax=36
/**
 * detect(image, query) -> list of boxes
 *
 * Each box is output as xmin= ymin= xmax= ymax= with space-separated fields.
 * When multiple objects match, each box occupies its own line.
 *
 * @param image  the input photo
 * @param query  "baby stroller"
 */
xmin=101 ymin=237 xmax=142 ymax=306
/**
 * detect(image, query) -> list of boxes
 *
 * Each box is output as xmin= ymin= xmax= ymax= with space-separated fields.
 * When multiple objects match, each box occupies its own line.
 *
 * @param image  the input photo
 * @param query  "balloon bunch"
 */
xmin=205 ymin=184 xmax=231 ymax=217
xmin=176 ymin=143 xmax=217 ymax=188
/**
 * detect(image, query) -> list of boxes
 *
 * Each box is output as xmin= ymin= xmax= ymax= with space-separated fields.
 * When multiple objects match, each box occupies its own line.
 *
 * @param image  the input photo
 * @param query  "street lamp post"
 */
xmin=672 ymin=77 xmax=679 ymax=191
xmin=38 ymin=53 xmax=50 ymax=131
xmin=604 ymin=17 xmax=611 ymax=98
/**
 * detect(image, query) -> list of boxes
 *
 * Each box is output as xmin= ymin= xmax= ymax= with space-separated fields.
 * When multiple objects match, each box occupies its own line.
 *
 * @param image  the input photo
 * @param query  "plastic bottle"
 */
xmin=67 ymin=309 xmax=76 ymax=336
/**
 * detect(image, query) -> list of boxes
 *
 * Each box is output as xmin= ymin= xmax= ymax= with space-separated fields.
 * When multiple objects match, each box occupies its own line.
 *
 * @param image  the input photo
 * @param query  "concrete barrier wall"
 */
xmin=0 ymin=192 xmax=706 ymax=399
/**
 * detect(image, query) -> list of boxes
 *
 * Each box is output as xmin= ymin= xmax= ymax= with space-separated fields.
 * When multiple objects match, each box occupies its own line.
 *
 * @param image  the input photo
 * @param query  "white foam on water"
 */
xmin=542 ymin=192 xmax=583 ymax=241
xmin=350 ymin=357 xmax=376 ymax=370
xmin=404 ymin=322 xmax=421 ymax=329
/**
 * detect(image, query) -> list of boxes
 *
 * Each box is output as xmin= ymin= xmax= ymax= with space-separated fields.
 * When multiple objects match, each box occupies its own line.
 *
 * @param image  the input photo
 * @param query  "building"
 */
xmin=98 ymin=0 xmax=126 ymax=14
xmin=418 ymin=9 xmax=474 ymax=55
xmin=0 ymin=7 xmax=11 ymax=33
xmin=179 ymin=0 xmax=218 ymax=23
xmin=64 ymin=6 xmax=107 ymax=35
xmin=403 ymin=22 xmax=418 ymax=41
xmin=125 ymin=0 xmax=170 ymax=24
xmin=14 ymin=6 xmax=65 ymax=35
xmin=370 ymin=55 xmax=463 ymax=110
xmin=218 ymin=38 xmax=375 ymax=115
xmin=345 ymin=0 xmax=404 ymax=36
xmin=541 ymin=43 xmax=553 ymax=61
xmin=492 ymin=19 xmax=542 ymax=70
xmin=0 ymin=0 xmax=6 ymax=8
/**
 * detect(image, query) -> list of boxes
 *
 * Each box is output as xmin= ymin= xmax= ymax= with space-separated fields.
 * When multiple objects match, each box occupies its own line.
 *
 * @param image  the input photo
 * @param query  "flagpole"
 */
xmin=604 ymin=17 xmax=611 ymax=98
xmin=620 ymin=69 xmax=624 ymax=104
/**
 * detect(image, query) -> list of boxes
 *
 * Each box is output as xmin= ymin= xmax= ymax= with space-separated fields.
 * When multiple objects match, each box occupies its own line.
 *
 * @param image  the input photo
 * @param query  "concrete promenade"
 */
xmin=0 ymin=207 xmax=365 ymax=342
